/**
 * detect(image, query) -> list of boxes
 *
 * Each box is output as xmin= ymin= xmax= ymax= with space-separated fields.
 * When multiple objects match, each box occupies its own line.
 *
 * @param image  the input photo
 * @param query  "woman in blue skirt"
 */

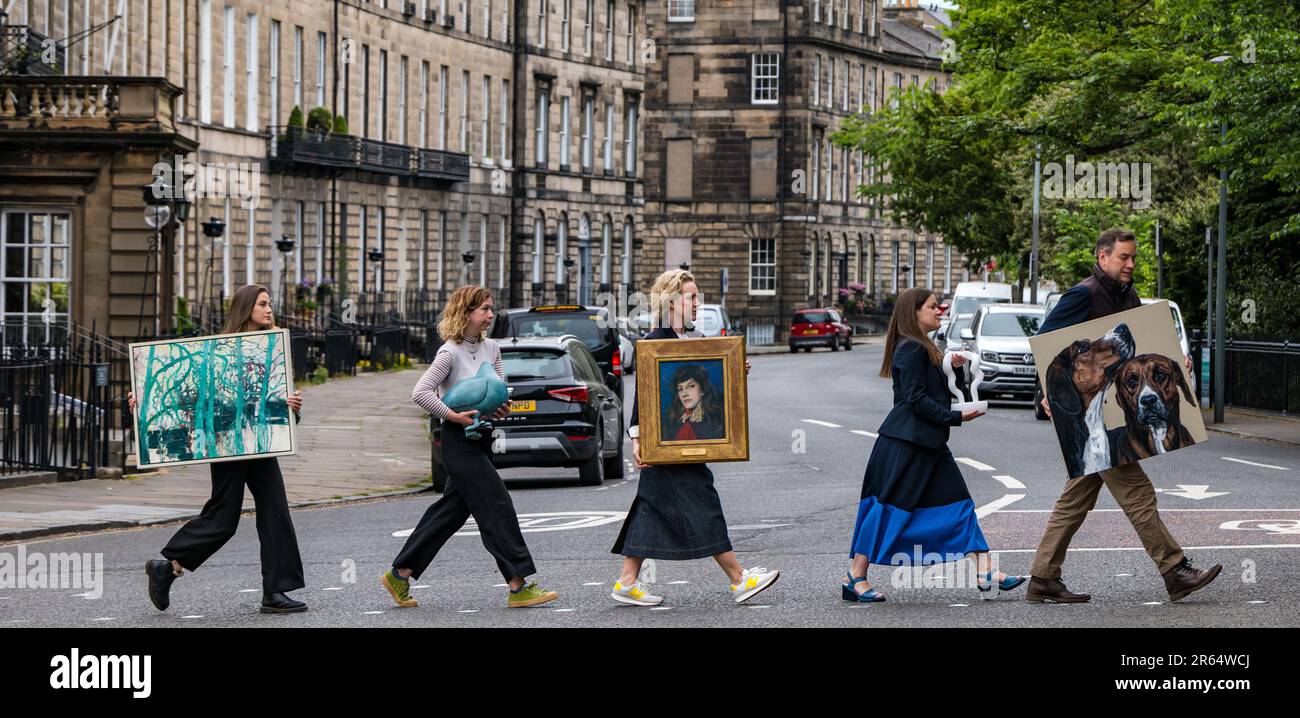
xmin=609 ymin=269 xmax=779 ymax=607
xmin=843 ymin=287 xmax=1026 ymax=602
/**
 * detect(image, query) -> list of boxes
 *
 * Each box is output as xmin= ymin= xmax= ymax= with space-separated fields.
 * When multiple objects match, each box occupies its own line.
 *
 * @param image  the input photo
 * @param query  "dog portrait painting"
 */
xmin=1029 ymin=302 xmax=1207 ymax=479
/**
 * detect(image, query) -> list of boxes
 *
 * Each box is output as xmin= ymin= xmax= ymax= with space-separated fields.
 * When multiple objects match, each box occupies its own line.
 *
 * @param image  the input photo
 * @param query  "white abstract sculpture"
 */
xmin=942 ymin=351 xmax=988 ymax=413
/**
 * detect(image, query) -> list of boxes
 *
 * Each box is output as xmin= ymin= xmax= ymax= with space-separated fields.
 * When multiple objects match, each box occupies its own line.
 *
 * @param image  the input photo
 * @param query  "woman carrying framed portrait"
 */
xmin=609 ymin=269 xmax=779 ymax=607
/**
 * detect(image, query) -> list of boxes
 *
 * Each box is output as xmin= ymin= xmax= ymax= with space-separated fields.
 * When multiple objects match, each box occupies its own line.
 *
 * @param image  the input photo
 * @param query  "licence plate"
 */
xmin=804 ymin=329 xmax=819 ymax=335
xmin=1013 ymin=366 xmax=1037 ymax=375
xmin=509 ymin=400 xmax=536 ymax=412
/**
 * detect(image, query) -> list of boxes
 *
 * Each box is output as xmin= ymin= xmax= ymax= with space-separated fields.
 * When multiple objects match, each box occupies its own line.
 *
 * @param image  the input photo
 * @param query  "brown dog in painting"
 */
xmin=1111 ymin=353 xmax=1197 ymax=463
xmin=1043 ymin=324 xmax=1136 ymax=478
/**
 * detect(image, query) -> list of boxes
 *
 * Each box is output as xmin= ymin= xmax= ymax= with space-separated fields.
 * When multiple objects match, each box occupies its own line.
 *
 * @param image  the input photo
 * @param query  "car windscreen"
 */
xmin=978 ymin=313 xmax=1042 ymax=337
xmin=509 ymin=315 xmax=611 ymax=350
xmin=794 ymin=311 xmax=832 ymax=324
xmin=501 ymin=350 xmax=571 ymax=381
xmin=695 ymin=307 xmax=722 ymax=329
xmin=952 ymin=296 xmax=1009 ymax=316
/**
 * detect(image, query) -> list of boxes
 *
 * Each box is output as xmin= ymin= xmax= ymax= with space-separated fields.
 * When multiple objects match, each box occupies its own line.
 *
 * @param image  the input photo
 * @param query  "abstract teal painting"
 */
xmin=129 ymin=329 xmax=297 ymax=467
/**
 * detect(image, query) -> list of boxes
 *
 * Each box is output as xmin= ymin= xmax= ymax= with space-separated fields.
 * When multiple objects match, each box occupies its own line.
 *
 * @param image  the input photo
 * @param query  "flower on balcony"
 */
xmin=849 ymin=282 xmax=867 ymax=295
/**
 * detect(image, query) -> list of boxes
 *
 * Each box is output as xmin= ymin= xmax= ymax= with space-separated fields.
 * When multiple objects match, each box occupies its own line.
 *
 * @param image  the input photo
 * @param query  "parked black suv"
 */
xmin=491 ymin=305 xmax=624 ymax=397
xmin=428 ymin=336 xmax=625 ymax=491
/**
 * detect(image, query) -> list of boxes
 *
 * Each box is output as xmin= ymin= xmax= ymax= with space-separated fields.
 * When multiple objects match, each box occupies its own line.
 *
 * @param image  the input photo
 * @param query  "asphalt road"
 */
xmin=3 ymin=345 xmax=1297 ymax=628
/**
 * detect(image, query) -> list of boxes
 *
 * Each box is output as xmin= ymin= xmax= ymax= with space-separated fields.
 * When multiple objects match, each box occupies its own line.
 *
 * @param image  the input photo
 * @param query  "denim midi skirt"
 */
xmin=612 ymin=462 xmax=733 ymax=560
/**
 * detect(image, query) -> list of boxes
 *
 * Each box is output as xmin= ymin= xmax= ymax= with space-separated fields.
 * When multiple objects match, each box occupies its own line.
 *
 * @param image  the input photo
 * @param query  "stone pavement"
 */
xmin=1201 ymin=406 xmax=1300 ymax=447
xmin=0 ymin=367 xmax=436 ymax=542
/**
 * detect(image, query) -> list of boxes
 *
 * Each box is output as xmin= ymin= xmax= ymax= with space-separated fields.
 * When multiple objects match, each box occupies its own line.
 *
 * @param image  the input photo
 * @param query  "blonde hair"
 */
xmin=438 ymin=286 xmax=493 ymax=342
xmin=648 ymin=269 xmax=696 ymax=329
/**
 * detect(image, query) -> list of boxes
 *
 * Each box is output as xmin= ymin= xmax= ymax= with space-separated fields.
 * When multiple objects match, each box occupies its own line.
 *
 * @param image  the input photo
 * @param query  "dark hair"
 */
xmin=1096 ymin=228 xmax=1136 ymax=256
xmin=221 ymin=284 xmax=275 ymax=334
xmin=880 ymin=287 xmax=943 ymax=378
xmin=667 ymin=364 xmax=724 ymax=428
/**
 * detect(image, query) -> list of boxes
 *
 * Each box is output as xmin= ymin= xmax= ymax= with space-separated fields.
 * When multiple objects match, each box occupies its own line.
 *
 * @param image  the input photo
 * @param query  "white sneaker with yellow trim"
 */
xmin=730 ymin=566 xmax=780 ymax=604
xmin=611 ymin=580 xmax=664 ymax=607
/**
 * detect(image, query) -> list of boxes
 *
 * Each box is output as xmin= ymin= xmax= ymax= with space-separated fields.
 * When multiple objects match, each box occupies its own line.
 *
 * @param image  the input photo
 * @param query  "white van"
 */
xmin=949 ymin=281 xmax=1014 ymax=318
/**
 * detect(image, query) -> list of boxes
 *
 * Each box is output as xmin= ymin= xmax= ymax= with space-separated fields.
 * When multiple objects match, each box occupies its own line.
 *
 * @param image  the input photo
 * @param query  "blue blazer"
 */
xmin=877 ymin=338 xmax=963 ymax=449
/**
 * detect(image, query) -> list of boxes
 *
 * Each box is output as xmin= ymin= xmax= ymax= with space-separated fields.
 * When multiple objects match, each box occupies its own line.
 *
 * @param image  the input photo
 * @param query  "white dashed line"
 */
xmin=975 ymin=493 xmax=1025 ymax=518
xmin=949 ymin=604 xmax=970 ymax=608
xmin=494 ymin=583 xmax=509 ymax=587
xmin=553 ymin=608 xmax=577 ymax=612
xmin=1223 ymin=457 xmax=1290 ymax=471
xmin=458 ymin=610 xmax=479 ymax=613
xmin=956 ymin=457 xmax=996 ymax=471
xmin=1142 ymin=602 xmax=1163 ymax=606
xmin=992 ymin=544 xmax=1300 ymax=553
xmin=748 ymin=605 xmax=771 ymax=609
xmin=91 ymin=617 xmax=116 ymax=622
xmin=649 ymin=606 xmax=672 ymax=611
xmin=1246 ymin=600 xmax=1269 ymax=605
xmin=851 ymin=430 xmax=879 ymax=438
xmin=412 ymin=584 xmax=429 ymax=589
xmin=181 ymin=615 xmax=204 ymax=619
xmin=239 ymin=589 xmax=258 ymax=593
xmin=322 ymin=587 xmax=342 ymax=591
xmin=667 ymin=580 xmax=690 ymax=585
xmin=582 ymin=582 xmax=604 ymax=586
xmin=363 ymin=611 xmax=384 ymax=615
xmin=802 ymin=419 xmax=842 ymax=428
xmin=992 ymin=475 xmax=1026 ymax=490
xmin=1115 ymin=573 xmax=1134 ymax=577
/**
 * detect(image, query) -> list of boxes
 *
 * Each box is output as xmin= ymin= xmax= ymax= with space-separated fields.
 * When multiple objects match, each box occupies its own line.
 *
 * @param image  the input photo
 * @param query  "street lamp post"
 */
xmin=1210 ymin=54 xmax=1232 ymax=424
xmin=276 ymin=235 xmax=296 ymax=319
xmin=367 ymin=248 xmax=384 ymax=317
xmin=141 ymin=177 xmax=192 ymax=336
xmin=200 ymin=217 xmax=226 ymax=327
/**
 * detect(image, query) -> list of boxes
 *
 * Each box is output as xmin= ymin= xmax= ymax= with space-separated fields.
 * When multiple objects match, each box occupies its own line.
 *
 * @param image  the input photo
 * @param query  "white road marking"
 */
xmin=668 ymin=580 xmax=690 ymax=585
xmin=949 ymin=604 xmax=970 ymax=608
xmin=181 ymin=615 xmax=204 ymax=619
xmin=729 ymin=523 xmax=793 ymax=530
xmin=393 ymin=511 xmax=627 ymax=538
xmin=1223 ymin=457 xmax=1289 ymax=470
xmin=553 ymin=608 xmax=577 ymax=612
xmin=992 ymin=475 xmax=1026 ymax=490
xmin=1115 ymin=573 xmax=1134 ymax=577
xmin=649 ymin=606 xmax=672 ymax=611
xmin=1162 ymin=484 xmax=1229 ymax=500
xmin=582 ymin=582 xmax=604 ymax=586
xmin=71 ymin=592 xmax=96 ymax=598
xmin=851 ymin=430 xmax=879 ymax=438
xmin=956 ymin=457 xmax=996 ymax=471
xmin=412 ymin=584 xmax=429 ymax=589
xmin=458 ymin=610 xmax=479 ymax=613
xmin=975 ymin=493 xmax=1025 ymax=518
xmin=494 ymin=583 xmax=509 ymax=587
xmin=363 ymin=611 xmax=384 ymax=615
xmin=1246 ymin=600 xmax=1269 ymax=605
xmin=239 ymin=589 xmax=258 ymax=593
xmin=5 ymin=620 xmax=28 ymax=623
xmin=1142 ymin=602 xmax=1163 ymax=606
xmin=802 ymin=419 xmax=842 ymax=428
xmin=997 ymin=508 xmax=1300 ymax=513
xmin=91 ymin=617 xmax=115 ymax=621
xmin=748 ymin=605 xmax=771 ymax=609
xmin=322 ymin=587 xmax=342 ymax=591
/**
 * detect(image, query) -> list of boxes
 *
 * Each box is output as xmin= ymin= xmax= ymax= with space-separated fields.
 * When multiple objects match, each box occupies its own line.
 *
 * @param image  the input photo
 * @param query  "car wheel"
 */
xmin=803 ymin=346 xmax=812 ymax=353
xmin=430 ymin=458 xmax=449 ymax=493
xmin=845 ymin=336 xmax=854 ymax=351
xmin=830 ymin=337 xmax=839 ymax=351
xmin=578 ymin=433 xmax=605 ymax=486
xmin=789 ymin=344 xmax=798 ymax=353
xmin=1034 ymin=388 xmax=1049 ymax=421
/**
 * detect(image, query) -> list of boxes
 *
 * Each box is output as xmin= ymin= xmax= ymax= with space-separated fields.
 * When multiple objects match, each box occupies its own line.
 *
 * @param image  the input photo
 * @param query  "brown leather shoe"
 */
xmin=1025 ymin=576 xmax=1091 ymax=603
xmin=1163 ymin=558 xmax=1222 ymax=602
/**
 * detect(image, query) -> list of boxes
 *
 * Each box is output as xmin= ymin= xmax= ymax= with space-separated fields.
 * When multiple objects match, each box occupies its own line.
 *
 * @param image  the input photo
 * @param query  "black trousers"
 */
xmin=394 ymin=421 xmax=537 ymax=581
xmin=161 ymin=457 xmax=306 ymax=593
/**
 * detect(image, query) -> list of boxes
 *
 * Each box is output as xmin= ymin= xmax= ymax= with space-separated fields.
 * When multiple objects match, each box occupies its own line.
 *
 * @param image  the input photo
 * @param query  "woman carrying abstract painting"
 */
xmin=129 ymin=284 xmax=308 ymax=614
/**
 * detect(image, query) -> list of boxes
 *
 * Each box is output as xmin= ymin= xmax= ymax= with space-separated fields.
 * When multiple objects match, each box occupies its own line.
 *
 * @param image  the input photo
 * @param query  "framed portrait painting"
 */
xmin=129 ymin=328 xmax=298 ymax=468
xmin=635 ymin=335 xmax=749 ymax=464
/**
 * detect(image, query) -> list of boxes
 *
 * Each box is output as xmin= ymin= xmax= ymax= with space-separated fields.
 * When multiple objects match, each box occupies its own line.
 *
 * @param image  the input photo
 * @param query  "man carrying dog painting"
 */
xmin=1028 ymin=228 xmax=1221 ymax=603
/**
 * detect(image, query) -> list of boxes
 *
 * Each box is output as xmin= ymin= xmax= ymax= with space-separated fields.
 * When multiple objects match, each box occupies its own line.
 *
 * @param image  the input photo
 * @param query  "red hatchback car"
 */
xmin=789 ymin=308 xmax=854 ymax=352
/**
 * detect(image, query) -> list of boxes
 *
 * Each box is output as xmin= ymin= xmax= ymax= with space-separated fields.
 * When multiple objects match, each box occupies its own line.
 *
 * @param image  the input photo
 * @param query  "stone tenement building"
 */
xmin=641 ymin=0 xmax=969 ymax=341
xmin=0 ymin=0 xmax=961 ymax=341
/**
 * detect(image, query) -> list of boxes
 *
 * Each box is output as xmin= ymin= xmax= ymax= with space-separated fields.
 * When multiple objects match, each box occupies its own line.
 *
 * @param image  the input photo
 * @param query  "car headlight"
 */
xmin=980 ymin=351 xmax=999 ymax=363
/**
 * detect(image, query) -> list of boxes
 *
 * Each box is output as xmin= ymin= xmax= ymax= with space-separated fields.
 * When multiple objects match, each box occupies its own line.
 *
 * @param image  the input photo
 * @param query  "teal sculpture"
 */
xmin=440 ymin=362 xmax=510 ymax=439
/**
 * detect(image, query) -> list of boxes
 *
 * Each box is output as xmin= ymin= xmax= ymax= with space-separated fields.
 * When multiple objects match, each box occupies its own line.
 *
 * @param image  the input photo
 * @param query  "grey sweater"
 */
xmin=411 ymin=334 xmax=506 ymax=420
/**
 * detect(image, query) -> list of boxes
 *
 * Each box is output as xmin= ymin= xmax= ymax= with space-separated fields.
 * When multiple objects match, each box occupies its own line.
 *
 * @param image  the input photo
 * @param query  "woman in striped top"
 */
xmin=380 ymin=285 xmax=559 ymax=609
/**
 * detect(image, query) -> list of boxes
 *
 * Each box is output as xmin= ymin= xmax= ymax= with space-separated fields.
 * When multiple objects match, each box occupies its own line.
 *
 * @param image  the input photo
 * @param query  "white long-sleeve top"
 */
xmin=410 ymin=334 xmax=506 ymax=420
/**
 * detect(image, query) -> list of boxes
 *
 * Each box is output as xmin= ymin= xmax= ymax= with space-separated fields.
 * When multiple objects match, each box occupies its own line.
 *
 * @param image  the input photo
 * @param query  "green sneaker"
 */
xmin=507 ymin=581 xmax=559 ymax=608
xmin=381 ymin=571 xmax=418 ymax=608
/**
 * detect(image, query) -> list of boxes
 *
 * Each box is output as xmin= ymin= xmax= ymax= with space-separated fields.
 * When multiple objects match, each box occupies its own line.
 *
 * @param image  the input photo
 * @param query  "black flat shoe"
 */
xmin=260 ymin=591 xmax=308 ymax=614
xmin=145 ymin=559 xmax=178 ymax=611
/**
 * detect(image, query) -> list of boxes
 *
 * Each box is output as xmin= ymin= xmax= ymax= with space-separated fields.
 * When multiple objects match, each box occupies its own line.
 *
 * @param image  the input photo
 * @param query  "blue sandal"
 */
xmin=977 ymin=571 xmax=1028 ymax=599
xmin=842 ymin=571 xmax=886 ymax=602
